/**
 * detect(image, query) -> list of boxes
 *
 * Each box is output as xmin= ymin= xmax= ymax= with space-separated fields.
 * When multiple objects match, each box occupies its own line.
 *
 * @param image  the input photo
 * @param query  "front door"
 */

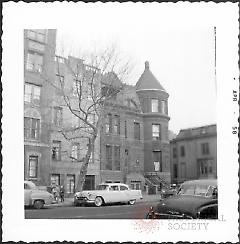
xmin=83 ymin=175 xmax=95 ymax=190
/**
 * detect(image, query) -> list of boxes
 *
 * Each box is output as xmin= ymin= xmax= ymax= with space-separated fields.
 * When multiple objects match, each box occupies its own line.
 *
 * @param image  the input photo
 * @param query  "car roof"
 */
xmin=99 ymin=183 xmax=128 ymax=187
xmin=181 ymin=179 xmax=217 ymax=187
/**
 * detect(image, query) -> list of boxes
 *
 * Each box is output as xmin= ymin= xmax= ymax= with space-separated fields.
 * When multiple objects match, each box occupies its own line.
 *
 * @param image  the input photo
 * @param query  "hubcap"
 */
xmin=95 ymin=197 xmax=102 ymax=206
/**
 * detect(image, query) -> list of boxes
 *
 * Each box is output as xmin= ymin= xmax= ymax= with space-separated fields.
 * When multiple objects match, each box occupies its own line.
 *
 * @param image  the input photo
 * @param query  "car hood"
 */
xmin=154 ymin=195 xmax=217 ymax=217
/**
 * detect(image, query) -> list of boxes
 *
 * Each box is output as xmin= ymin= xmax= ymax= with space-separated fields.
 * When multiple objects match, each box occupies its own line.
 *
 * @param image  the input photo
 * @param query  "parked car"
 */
xmin=160 ymin=184 xmax=179 ymax=199
xmin=74 ymin=183 xmax=143 ymax=207
xmin=146 ymin=179 xmax=218 ymax=219
xmin=24 ymin=181 xmax=54 ymax=209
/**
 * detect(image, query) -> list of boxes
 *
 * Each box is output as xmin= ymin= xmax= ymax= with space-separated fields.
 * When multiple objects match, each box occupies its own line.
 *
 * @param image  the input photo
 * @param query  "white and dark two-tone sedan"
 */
xmin=74 ymin=183 xmax=143 ymax=207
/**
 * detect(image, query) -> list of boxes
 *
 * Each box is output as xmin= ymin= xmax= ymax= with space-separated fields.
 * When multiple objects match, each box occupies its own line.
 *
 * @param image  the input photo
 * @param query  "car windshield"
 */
xmin=96 ymin=184 xmax=108 ymax=190
xmin=178 ymin=184 xmax=209 ymax=196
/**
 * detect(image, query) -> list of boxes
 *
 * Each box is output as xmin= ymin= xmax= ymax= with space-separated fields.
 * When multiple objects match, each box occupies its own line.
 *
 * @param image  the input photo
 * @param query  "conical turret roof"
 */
xmin=135 ymin=61 xmax=166 ymax=92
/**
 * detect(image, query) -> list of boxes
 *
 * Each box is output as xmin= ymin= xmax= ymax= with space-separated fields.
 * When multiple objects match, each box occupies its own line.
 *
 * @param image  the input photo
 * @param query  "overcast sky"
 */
xmin=54 ymin=3 xmax=218 ymax=134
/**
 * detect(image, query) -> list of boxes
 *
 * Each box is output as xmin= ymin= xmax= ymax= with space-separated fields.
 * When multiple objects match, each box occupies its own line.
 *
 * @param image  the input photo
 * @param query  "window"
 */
xmin=89 ymin=152 xmax=93 ymax=163
xmin=131 ymin=181 xmax=141 ymax=190
xmin=161 ymin=100 xmax=167 ymax=114
xmin=66 ymin=175 xmax=75 ymax=194
xmin=173 ymin=148 xmax=177 ymax=158
xmin=201 ymin=143 xmax=210 ymax=155
xmin=55 ymin=74 xmax=64 ymax=89
xmin=134 ymin=122 xmax=140 ymax=140
xmin=180 ymin=146 xmax=185 ymax=157
xmin=24 ymin=83 xmax=41 ymax=105
xmin=88 ymin=113 xmax=96 ymax=124
xmin=180 ymin=162 xmax=186 ymax=178
xmin=26 ymin=51 xmax=43 ymax=72
xmin=71 ymin=144 xmax=79 ymax=160
xmin=71 ymin=113 xmax=79 ymax=127
xmin=153 ymin=151 xmax=162 ymax=172
xmin=173 ymin=164 xmax=178 ymax=178
xmin=27 ymin=29 xmax=47 ymax=43
xmin=120 ymin=185 xmax=128 ymax=191
xmin=53 ymin=107 xmax=62 ymax=127
xmin=29 ymin=155 xmax=38 ymax=178
xmin=51 ymin=174 xmax=60 ymax=186
xmin=114 ymin=146 xmax=120 ymax=171
xmin=73 ymin=79 xmax=81 ymax=97
xmin=28 ymin=40 xmax=45 ymax=52
xmin=55 ymin=56 xmax=65 ymax=64
xmin=113 ymin=115 xmax=120 ymax=135
xmin=124 ymin=120 xmax=127 ymax=138
xmin=52 ymin=141 xmax=61 ymax=161
xmin=24 ymin=183 xmax=31 ymax=190
xmin=198 ymin=159 xmax=213 ymax=176
xmin=105 ymin=114 xmax=112 ymax=133
xmin=24 ymin=117 xmax=40 ymax=140
xmin=151 ymin=99 xmax=159 ymax=112
xmin=109 ymin=185 xmax=119 ymax=191
xmin=152 ymin=124 xmax=161 ymax=140
xmin=87 ymin=83 xmax=93 ymax=100
xmin=125 ymin=149 xmax=129 ymax=167
xmin=106 ymin=145 xmax=112 ymax=170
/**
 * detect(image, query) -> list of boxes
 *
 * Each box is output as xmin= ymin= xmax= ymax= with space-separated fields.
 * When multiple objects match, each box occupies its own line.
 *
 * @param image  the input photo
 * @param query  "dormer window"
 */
xmin=151 ymin=99 xmax=159 ymax=112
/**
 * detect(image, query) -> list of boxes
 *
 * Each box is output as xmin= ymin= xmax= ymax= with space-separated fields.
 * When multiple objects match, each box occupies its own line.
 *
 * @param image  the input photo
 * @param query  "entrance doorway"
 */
xmin=83 ymin=175 xmax=95 ymax=190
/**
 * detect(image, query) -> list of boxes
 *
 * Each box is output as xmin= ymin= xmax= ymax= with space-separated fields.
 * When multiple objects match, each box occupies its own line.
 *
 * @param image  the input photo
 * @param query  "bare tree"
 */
xmin=44 ymin=46 xmax=132 ymax=191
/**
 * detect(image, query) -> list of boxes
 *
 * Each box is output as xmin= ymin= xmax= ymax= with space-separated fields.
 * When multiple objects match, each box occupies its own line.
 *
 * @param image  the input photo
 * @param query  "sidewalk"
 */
xmin=48 ymin=193 xmax=161 ymax=207
xmin=141 ymin=193 xmax=162 ymax=203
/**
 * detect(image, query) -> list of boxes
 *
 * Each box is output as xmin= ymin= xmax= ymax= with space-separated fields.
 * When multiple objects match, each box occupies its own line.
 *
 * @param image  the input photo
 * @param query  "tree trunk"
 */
xmin=76 ymin=134 xmax=97 ymax=192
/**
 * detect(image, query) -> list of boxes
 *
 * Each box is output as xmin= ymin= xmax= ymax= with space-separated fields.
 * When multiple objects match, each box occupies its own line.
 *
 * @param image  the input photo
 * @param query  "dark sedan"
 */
xmin=146 ymin=179 xmax=218 ymax=219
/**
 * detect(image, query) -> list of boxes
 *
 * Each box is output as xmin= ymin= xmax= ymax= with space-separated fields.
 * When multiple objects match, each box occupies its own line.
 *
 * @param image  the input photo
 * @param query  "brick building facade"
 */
xmin=170 ymin=124 xmax=217 ymax=184
xmin=100 ymin=62 xmax=171 ymax=192
xmin=24 ymin=29 xmax=171 ymax=195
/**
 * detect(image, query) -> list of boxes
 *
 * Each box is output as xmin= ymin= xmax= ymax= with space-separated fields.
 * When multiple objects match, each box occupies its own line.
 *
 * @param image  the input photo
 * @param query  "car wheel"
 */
xmin=94 ymin=196 xmax=104 ymax=207
xmin=128 ymin=199 xmax=136 ymax=205
xmin=34 ymin=200 xmax=44 ymax=209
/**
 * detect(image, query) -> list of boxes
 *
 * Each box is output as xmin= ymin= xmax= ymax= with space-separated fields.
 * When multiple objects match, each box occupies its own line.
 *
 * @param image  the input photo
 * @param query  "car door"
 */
xmin=119 ymin=185 xmax=130 ymax=202
xmin=107 ymin=185 xmax=121 ymax=203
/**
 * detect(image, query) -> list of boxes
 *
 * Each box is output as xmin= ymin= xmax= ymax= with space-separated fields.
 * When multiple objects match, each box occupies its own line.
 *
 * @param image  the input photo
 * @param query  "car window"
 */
xmin=120 ymin=186 xmax=128 ymax=191
xmin=206 ymin=186 xmax=217 ymax=197
xmin=195 ymin=185 xmax=209 ymax=196
xmin=110 ymin=185 xmax=119 ymax=191
xmin=96 ymin=184 xmax=108 ymax=190
xmin=178 ymin=185 xmax=195 ymax=195
xmin=24 ymin=183 xmax=31 ymax=190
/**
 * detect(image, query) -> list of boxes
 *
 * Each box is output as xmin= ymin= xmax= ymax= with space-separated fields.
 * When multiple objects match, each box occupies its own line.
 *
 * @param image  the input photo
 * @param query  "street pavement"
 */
xmin=49 ymin=193 xmax=162 ymax=207
xmin=25 ymin=199 xmax=160 ymax=219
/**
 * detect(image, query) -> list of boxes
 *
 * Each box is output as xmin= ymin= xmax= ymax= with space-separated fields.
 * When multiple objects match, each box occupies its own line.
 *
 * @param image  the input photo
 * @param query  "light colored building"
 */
xmin=170 ymin=124 xmax=217 ymax=184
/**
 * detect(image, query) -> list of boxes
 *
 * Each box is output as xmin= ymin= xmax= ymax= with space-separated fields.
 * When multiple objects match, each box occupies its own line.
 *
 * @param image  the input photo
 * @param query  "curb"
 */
xmin=46 ymin=197 xmax=161 ymax=207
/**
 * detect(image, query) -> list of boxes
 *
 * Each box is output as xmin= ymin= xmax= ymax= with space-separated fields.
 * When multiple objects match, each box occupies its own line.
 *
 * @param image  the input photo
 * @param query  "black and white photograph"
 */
xmin=2 ymin=2 xmax=239 ymax=243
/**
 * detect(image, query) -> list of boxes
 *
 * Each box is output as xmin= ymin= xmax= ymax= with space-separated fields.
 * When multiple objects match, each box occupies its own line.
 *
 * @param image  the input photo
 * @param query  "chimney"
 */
xmin=145 ymin=61 xmax=149 ymax=70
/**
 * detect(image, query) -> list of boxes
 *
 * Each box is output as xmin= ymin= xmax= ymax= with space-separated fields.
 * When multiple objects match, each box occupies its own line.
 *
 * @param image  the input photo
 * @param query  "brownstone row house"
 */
xmin=170 ymin=124 xmax=217 ymax=184
xmin=24 ymin=29 xmax=172 ymax=196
